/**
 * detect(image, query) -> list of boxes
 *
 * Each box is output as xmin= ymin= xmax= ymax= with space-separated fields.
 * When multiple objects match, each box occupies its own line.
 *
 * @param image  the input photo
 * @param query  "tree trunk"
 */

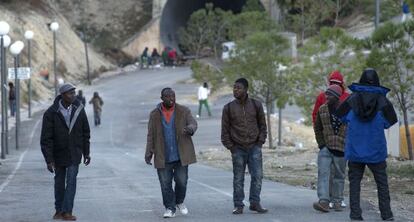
xmin=278 ymin=107 xmax=282 ymax=146
xmin=335 ymin=0 xmax=340 ymax=26
xmin=266 ymin=101 xmax=274 ymax=149
xmin=300 ymin=3 xmax=305 ymax=46
xmin=402 ymin=108 xmax=414 ymax=160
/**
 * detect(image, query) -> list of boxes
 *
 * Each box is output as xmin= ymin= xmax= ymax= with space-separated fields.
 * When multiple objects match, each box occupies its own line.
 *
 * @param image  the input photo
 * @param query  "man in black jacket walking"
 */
xmin=41 ymin=83 xmax=91 ymax=221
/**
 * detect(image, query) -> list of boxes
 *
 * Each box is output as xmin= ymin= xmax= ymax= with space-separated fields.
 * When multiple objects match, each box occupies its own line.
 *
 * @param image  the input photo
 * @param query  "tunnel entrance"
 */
xmin=160 ymin=0 xmax=249 ymax=54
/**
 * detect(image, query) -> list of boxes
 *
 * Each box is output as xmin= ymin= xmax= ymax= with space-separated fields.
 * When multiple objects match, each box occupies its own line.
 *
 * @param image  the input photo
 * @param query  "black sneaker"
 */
xmin=383 ymin=217 xmax=394 ymax=221
xmin=232 ymin=207 xmax=243 ymax=215
xmin=249 ymin=203 xmax=268 ymax=213
xmin=350 ymin=216 xmax=364 ymax=221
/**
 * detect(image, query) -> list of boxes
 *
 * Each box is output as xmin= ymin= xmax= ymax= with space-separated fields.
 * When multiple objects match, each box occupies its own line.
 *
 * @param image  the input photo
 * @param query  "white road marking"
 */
xmin=189 ymin=178 xmax=248 ymax=206
xmin=0 ymin=119 xmax=41 ymax=193
xmin=189 ymin=178 xmax=232 ymax=197
xmin=110 ymin=119 xmax=115 ymax=148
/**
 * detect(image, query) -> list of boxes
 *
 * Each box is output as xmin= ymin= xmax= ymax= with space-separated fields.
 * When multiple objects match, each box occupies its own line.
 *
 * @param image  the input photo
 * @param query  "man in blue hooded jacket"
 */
xmin=337 ymin=68 xmax=397 ymax=221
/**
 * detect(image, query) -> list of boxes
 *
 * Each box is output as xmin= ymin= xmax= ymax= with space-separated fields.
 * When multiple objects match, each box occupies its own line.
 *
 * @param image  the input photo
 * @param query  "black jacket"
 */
xmin=41 ymin=95 xmax=90 ymax=166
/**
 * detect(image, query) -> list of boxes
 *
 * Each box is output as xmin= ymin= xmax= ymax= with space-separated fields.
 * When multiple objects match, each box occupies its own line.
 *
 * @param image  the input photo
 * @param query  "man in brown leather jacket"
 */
xmin=221 ymin=78 xmax=268 ymax=215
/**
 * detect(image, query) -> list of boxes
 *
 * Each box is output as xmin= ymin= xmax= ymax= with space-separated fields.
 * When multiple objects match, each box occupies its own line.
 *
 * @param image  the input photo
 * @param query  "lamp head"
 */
xmin=10 ymin=40 xmax=24 ymax=56
xmin=50 ymin=22 xmax=59 ymax=32
xmin=2 ymin=35 xmax=11 ymax=48
xmin=0 ymin=21 xmax=10 ymax=35
xmin=24 ymin=30 xmax=34 ymax=40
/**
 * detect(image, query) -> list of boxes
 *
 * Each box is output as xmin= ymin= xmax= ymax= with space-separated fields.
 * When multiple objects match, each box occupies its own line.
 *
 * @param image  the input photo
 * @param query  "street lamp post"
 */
xmin=0 ymin=21 xmax=10 ymax=159
xmin=2 ymin=35 xmax=11 ymax=156
xmin=375 ymin=0 xmax=381 ymax=29
xmin=24 ymin=30 xmax=34 ymax=118
xmin=10 ymin=40 xmax=24 ymax=151
xmin=50 ymin=22 xmax=59 ymax=96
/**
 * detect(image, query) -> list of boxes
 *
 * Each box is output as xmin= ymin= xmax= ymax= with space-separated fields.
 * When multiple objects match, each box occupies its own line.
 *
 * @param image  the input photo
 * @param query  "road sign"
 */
xmin=8 ymin=67 xmax=31 ymax=80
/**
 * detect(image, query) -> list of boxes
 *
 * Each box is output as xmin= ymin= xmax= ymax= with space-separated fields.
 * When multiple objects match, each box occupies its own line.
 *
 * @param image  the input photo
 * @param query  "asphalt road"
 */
xmin=0 ymin=67 xmax=404 ymax=221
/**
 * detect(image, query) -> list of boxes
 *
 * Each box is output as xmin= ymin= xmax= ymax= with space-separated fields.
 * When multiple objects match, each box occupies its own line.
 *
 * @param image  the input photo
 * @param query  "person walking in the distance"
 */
xmin=76 ymin=90 xmax=86 ymax=106
xmin=89 ymin=92 xmax=104 ymax=126
xmin=197 ymin=82 xmax=212 ymax=118
xmin=145 ymin=87 xmax=197 ymax=218
xmin=221 ymin=78 xmax=268 ymax=215
xmin=337 ymin=68 xmax=397 ymax=221
xmin=313 ymin=85 xmax=347 ymax=213
xmin=8 ymin=82 xmax=16 ymax=117
xmin=40 ymin=83 xmax=91 ymax=221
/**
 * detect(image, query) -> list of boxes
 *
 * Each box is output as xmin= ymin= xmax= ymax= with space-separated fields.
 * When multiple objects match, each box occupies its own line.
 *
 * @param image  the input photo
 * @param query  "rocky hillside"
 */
xmin=54 ymin=0 xmax=152 ymax=51
xmin=0 ymin=0 xmax=115 ymax=102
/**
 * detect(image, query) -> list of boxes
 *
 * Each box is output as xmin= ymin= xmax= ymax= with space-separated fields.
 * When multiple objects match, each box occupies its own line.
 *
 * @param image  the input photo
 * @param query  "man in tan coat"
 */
xmin=145 ymin=87 xmax=197 ymax=218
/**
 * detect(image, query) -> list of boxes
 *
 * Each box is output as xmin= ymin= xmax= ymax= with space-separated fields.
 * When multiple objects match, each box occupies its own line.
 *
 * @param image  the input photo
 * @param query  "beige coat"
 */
xmin=145 ymin=103 xmax=197 ymax=169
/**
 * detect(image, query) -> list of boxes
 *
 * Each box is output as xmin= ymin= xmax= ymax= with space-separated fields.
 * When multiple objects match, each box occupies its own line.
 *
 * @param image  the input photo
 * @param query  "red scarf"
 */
xmin=161 ymin=103 xmax=175 ymax=123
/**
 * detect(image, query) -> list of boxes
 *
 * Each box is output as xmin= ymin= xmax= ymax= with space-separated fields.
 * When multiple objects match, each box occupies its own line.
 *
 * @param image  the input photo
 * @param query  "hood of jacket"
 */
xmin=348 ymin=78 xmax=390 ymax=122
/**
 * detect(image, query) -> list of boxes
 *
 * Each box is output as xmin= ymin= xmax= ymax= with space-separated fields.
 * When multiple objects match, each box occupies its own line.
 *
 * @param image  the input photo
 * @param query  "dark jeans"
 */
xmin=94 ymin=111 xmax=101 ymax=126
xmin=9 ymin=100 xmax=16 ymax=117
xmin=232 ymin=145 xmax=263 ymax=207
xmin=348 ymin=161 xmax=393 ymax=220
xmin=198 ymin=99 xmax=211 ymax=117
xmin=157 ymin=161 xmax=188 ymax=212
xmin=54 ymin=165 xmax=79 ymax=213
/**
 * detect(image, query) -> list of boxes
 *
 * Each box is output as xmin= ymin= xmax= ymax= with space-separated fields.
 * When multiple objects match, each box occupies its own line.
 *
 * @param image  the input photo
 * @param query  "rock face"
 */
xmin=54 ymin=0 xmax=153 ymax=51
xmin=0 ymin=1 xmax=113 ymax=102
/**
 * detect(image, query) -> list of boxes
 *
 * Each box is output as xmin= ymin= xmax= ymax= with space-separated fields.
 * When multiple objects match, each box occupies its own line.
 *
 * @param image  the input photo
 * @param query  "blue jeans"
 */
xmin=54 ymin=165 xmax=79 ymax=213
xmin=317 ymin=147 xmax=346 ymax=203
xmin=157 ymin=161 xmax=188 ymax=212
xmin=232 ymin=145 xmax=263 ymax=207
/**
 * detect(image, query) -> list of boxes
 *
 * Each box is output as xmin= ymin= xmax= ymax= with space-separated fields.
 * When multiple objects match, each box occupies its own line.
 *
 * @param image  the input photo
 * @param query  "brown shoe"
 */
xmin=53 ymin=211 xmax=63 ymax=220
xmin=333 ymin=202 xmax=343 ymax=212
xmin=249 ymin=203 xmax=268 ymax=213
xmin=313 ymin=200 xmax=330 ymax=213
xmin=62 ymin=212 xmax=77 ymax=221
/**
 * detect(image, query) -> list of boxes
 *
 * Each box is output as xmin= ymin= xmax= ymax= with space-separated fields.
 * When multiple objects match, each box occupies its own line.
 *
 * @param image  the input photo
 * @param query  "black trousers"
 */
xmin=348 ymin=161 xmax=393 ymax=220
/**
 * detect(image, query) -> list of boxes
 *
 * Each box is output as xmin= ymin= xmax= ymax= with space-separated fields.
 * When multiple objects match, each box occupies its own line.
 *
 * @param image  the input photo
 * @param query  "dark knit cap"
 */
xmin=325 ymin=85 xmax=342 ymax=99
xmin=235 ymin=78 xmax=248 ymax=89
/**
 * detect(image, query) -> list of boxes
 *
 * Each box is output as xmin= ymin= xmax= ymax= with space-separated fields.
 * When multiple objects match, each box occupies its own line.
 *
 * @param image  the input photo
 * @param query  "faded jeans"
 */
xmin=157 ymin=161 xmax=188 ymax=212
xmin=54 ymin=165 xmax=79 ymax=213
xmin=232 ymin=145 xmax=263 ymax=207
xmin=317 ymin=147 xmax=346 ymax=203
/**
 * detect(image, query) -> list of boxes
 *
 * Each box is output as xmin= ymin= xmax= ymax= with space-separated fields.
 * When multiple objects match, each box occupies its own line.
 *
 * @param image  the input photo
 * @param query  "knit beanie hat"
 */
xmin=325 ymin=85 xmax=342 ymax=99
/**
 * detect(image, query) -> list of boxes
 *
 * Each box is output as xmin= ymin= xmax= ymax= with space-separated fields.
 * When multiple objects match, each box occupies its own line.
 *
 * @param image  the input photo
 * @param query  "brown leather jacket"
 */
xmin=221 ymin=96 xmax=267 ymax=150
xmin=145 ymin=103 xmax=197 ymax=169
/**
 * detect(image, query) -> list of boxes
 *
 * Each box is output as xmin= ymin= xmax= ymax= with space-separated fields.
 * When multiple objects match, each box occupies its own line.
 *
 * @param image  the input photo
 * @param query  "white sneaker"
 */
xmin=329 ymin=201 xmax=346 ymax=209
xmin=163 ymin=209 xmax=175 ymax=218
xmin=176 ymin=203 xmax=188 ymax=215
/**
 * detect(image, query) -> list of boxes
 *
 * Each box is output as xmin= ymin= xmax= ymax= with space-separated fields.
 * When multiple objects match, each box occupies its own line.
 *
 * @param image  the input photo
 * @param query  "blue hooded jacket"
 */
xmin=336 ymin=69 xmax=398 ymax=163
